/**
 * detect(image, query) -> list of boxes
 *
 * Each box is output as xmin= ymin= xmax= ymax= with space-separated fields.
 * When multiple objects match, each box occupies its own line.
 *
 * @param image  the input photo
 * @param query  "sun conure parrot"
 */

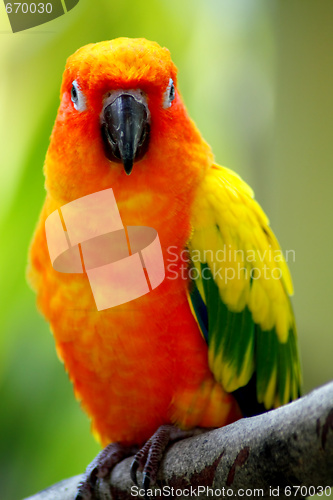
xmin=28 ymin=37 xmax=301 ymax=499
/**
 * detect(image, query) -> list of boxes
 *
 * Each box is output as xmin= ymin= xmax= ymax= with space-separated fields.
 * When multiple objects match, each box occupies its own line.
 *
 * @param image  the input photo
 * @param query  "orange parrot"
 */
xmin=28 ymin=38 xmax=301 ymax=498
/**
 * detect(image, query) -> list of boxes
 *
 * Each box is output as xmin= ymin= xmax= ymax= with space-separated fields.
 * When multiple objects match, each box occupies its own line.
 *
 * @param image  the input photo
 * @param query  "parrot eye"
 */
xmin=71 ymin=80 xmax=86 ymax=112
xmin=169 ymin=80 xmax=175 ymax=101
xmin=163 ymin=78 xmax=176 ymax=109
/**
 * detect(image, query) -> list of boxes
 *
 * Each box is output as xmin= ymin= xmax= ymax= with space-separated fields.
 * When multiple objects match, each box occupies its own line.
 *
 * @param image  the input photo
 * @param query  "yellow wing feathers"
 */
xmin=188 ymin=164 xmax=301 ymax=410
xmin=190 ymin=164 xmax=294 ymax=342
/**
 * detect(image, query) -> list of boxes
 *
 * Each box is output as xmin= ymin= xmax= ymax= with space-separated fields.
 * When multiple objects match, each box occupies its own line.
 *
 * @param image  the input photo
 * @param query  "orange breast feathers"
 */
xmin=28 ymin=38 xmax=241 ymax=446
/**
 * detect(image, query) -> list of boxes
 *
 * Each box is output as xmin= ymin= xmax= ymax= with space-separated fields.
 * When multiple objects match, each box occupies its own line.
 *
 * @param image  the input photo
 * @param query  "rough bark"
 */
xmin=25 ymin=381 xmax=333 ymax=500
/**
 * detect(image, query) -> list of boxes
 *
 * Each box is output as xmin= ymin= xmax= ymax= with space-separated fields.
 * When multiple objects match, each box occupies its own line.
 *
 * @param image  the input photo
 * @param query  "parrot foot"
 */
xmin=130 ymin=424 xmax=210 ymax=493
xmin=75 ymin=442 xmax=139 ymax=500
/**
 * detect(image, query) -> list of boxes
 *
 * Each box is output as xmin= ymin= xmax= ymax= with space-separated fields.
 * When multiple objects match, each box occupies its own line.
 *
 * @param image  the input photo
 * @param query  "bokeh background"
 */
xmin=1 ymin=1 xmax=332 ymax=499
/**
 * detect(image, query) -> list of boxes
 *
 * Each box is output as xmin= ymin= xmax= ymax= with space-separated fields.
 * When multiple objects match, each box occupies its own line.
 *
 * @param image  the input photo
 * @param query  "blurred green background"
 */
xmin=0 ymin=1 xmax=332 ymax=499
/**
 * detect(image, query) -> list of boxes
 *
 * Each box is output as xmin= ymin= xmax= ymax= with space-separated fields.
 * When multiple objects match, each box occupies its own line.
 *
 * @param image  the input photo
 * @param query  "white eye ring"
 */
xmin=163 ymin=78 xmax=176 ymax=109
xmin=71 ymin=80 xmax=87 ymax=112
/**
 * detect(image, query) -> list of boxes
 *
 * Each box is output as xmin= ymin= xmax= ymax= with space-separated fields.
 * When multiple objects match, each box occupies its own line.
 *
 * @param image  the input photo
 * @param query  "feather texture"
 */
xmin=28 ymin=39 xmax=300 ymax=448
xmin=188 ymin=164 xmax=301 ymax=410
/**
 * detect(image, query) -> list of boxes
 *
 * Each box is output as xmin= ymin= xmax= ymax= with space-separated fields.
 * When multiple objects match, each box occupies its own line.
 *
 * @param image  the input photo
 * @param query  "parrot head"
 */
xmin=45 ymin=38 xmax=213 ymax=204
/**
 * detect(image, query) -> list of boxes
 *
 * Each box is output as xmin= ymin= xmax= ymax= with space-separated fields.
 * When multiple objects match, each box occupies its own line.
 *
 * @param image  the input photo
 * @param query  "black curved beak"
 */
xmin=101 ymin=93 xmax=150 ymax=175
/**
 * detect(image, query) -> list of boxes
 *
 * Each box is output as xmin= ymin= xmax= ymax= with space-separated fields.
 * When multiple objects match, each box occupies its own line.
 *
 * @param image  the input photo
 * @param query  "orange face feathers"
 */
xmin=62 ymin=38 xmax=177 ymax=103
xmin=45 ymin=37 xmax=212 ymax=207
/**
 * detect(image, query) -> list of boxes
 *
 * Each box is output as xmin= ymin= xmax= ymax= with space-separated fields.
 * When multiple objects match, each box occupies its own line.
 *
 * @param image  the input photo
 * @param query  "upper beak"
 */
xmin=101 ymin=92 xmax=150 ymax=175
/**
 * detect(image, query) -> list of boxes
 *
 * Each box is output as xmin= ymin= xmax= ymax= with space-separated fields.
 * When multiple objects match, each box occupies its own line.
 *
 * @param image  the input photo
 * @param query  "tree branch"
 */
xmin=25 ymin=381 xmax=333 ymax=500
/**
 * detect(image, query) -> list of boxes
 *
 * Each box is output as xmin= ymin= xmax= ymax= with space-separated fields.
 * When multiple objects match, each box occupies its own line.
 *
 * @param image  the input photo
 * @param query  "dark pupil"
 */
xmin=71 ymin=85 xmax=78 ymax=102
xmin=169 ymin=83 xmax=175 ymax=101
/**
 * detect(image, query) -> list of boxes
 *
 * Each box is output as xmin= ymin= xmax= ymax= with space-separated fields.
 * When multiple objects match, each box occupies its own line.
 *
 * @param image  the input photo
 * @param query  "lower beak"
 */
xmin=101 ymin=92 xmax=150 ymax=175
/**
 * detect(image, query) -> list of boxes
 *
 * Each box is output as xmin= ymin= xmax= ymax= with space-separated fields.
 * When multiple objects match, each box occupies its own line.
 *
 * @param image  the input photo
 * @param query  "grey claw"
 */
xmin=143 ymin=472 xmax=151 ymax=495
xmin=130 ymin=458 xmax=139 ymax=485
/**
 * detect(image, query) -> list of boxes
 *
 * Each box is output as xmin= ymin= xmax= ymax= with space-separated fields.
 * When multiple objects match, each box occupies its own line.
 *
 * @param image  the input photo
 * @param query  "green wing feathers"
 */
xmin=189 ymin=164 xmax=301 ymax=410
